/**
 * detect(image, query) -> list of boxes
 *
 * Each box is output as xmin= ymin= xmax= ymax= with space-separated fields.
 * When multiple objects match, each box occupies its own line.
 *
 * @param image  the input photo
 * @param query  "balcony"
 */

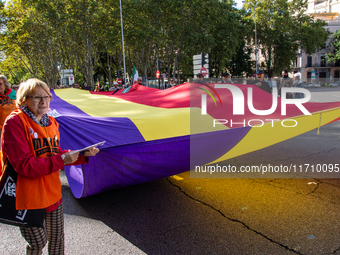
xmin=323 ymin=19 xmax=340 ymax=25
xmin=305 ymin=63 xmax=338 ymax=68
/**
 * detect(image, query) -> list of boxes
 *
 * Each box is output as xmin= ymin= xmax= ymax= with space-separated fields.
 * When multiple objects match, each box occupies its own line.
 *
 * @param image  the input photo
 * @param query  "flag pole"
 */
xmin=119 ymin=0 xmax=127 ymax=86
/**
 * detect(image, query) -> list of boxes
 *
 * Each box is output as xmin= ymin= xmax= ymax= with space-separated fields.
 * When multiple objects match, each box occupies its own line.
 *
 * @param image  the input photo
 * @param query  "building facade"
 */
xmin=292 ymin=0 xmax=340 ymax=83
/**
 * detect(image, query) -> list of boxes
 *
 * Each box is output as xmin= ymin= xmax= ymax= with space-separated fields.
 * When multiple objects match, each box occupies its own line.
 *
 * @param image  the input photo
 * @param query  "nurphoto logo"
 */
xmin=198 ymin=84 xmax=312 ymax=128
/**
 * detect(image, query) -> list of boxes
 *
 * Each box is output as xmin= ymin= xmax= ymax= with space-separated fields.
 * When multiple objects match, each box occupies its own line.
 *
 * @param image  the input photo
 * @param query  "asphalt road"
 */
xmin=1 ymin=86 xmax=340 ymax=255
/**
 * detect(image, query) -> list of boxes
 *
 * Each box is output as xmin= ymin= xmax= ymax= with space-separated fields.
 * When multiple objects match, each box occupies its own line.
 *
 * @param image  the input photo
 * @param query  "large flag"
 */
xmin=50 ymin=84 xmax=340 ymax=198
xmin=132 ymin=65 xmax=139 ymax=84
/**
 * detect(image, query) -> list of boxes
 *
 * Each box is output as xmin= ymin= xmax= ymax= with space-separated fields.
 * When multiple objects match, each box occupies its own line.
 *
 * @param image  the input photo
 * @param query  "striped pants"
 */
xmin=20 ymin=203 xmax=64 ymax=255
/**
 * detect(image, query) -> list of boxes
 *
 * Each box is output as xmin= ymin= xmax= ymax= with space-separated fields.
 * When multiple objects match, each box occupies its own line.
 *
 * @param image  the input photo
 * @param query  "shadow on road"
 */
xmin=61 ymin=177 xmax=291 ymax=255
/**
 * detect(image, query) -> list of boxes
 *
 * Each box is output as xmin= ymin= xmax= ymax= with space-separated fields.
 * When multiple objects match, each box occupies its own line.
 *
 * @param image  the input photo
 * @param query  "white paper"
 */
xmin=47 ymin=109 xmax=62 ymax=118
xmin=69 ymin=141 xmax=106 ymax=155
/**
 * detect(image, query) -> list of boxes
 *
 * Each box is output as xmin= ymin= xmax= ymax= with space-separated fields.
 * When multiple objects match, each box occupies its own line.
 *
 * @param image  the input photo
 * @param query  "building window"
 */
xmin=334 ymin=70 xmax=340 ymax=79
xmin=321 ymin=56 xmax=326 ymax=67
xmin=307 ymin=72 xmax=311 ymax=82
xmin=307 ymin=56 xmax=313 ymax=67
xmin=293 ymin=57 xmax=298 ymax=68
xmin=319 ymin=72 xmax=326 ymax=83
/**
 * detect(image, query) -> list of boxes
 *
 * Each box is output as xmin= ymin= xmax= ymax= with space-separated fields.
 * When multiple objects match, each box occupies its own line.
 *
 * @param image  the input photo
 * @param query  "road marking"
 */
xmin=171 ymin=175 xmax=184 ymax=181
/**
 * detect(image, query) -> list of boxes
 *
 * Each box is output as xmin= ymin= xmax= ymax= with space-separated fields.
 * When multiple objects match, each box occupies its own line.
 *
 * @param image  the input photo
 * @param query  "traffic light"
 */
xmin=115 ymin=70 xmax=118 ymax=77
xmin=118 ymin=70 xmax=122 ymax=78
xmin=201 ymin=52 xmax=208 ymax=67
xmin=157 ymin=59 xmax=162 ymax=70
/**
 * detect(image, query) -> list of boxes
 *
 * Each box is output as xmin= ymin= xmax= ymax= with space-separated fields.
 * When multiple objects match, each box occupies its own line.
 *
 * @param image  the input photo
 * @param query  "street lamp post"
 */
xmin=119 ymin=0 xmax=127 ymax=85
xmin=243 ymin=1 xmax=261 ymax=74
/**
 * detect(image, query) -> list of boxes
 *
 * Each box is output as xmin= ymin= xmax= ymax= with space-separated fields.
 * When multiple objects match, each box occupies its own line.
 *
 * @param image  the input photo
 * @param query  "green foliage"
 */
xmin=326 ymin=30 xmax=340 ymax=63
xmin=0 ymin=0 xmax=246 ymax=83
xmin=242 ymin=0 xmax=329 ymax=77
xmin=226 ymin=40 xmax=254 ymax=77
xmin=0 ymin=0 xmax=331 ymax=84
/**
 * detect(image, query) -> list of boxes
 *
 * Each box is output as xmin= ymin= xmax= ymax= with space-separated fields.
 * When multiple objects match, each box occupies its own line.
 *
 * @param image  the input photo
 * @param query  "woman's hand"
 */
xmin=62 ymin=151 xmax=80 ymax=165
xmin=84 ymin=147 xmax=99 ymax=157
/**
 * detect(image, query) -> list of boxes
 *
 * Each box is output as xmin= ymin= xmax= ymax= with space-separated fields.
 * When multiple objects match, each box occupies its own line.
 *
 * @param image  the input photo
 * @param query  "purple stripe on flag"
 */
xmin=65 ymin=127 xmax=251 ymax=198
xmin=190 ymin=126 xmax=251 ymax=168
xmin=57 ymin=116 xmax=145 ymax=149
xmin=50 ymin=90 xmax=90 ymax=117
xmin=49 ymin=90 xmax=145 ymax=149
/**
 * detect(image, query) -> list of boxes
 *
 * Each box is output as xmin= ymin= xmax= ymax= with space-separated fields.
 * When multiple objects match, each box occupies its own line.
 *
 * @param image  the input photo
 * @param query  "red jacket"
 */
xmin=1 ymin=110 xmax=87 ymax=210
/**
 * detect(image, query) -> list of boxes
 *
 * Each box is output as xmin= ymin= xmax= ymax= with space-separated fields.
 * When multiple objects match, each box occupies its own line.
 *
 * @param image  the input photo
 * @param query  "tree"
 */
xmin=123 ymin=0 xmax=243 ymax=80
xmin=0 ymin=0 xmax=245 ymax=85
xmin=227 ymin=40 xmax=254 ymax=77
xmin=243 ymin=0 xmax=330 ymax=78
xmin=326 ymin=30 xmax=340 ymax=63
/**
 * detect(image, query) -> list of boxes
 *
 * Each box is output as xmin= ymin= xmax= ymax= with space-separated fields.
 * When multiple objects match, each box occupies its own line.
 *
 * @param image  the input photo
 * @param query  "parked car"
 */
xmin=304 ymin=82 xmax=321 ymax=88
xmin=304 ymin=83 xmax=314 ymax=88
xmin=329 ymin=81 xmax=340 ymax=87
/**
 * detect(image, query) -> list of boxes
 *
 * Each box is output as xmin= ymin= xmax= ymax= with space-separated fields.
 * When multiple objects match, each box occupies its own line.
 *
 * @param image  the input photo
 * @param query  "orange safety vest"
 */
xmin=2 ymin=110 xmax=62 ymax=210
xmin=0 ymin=96 xmax=16 ymax=129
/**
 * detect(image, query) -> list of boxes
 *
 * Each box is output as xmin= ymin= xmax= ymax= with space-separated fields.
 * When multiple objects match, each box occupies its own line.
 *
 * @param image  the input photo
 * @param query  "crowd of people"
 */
xmin=195 ymin=69 xmax=306 ymax=97
xmin=48 ymin=69 xmax=312 ymax=94
xmin=53 ymin=76 xmax=182 ymax=91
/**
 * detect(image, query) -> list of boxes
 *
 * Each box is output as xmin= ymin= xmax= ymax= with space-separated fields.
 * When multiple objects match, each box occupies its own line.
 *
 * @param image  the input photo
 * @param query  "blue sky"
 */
xmin=234 ymin=0 xmax=244 ymax=9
